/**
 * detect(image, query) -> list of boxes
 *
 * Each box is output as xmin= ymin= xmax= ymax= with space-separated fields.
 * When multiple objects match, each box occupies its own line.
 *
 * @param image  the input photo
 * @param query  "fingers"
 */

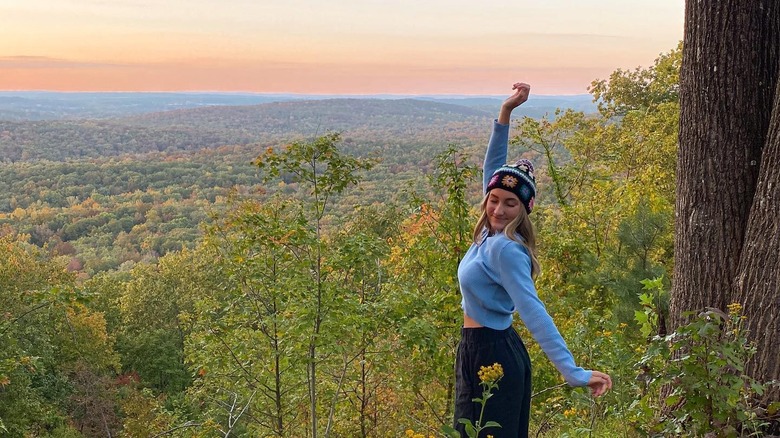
xmin=601 ymin=372 xmax=613 ymax=390
xmin=592 ymin=370 xmax=612 ymax=384
xmin=588 ymin=371 xmax=613 ymax=397
xmin=590 ymin=381 xmax=606 ymax=397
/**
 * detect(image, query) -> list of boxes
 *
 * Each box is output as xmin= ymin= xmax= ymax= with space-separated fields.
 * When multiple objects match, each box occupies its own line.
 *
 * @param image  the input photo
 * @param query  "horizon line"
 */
xmin=0 ymin=89 xmax=594 ymax=98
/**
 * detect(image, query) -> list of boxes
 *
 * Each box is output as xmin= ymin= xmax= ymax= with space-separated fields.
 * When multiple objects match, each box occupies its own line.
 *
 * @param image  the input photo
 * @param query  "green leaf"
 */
xmin=664 ymin=395 xmax=680 ymax=406
xmin=465 ymin=424 xmax=477 ymax=437
xmin=750 ymin=382 xmax=765 ymax=396
xmin=483 ymin=421 xmax=502 ymax=429
xmin=440 ymin=424 xmax=461 ymax=438
xmin=462 ymin=420 xmax=477 ymax=438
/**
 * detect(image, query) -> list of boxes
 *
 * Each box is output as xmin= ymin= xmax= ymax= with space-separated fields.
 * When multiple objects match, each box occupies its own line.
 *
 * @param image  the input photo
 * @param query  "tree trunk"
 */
xmin=734 ymin=75 xmax=780 ymax=402
xmin=673 ymin=0 xmax=777 ymax=328
xmin=675 ymin=0 xmax=780 ymax=402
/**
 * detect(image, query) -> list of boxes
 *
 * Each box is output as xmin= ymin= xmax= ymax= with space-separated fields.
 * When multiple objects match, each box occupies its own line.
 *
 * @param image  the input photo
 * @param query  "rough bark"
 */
xmin=673 ymin=1 xmax=779 ymax=325
xmin=734 ymin=74 xmax=780 ymax=402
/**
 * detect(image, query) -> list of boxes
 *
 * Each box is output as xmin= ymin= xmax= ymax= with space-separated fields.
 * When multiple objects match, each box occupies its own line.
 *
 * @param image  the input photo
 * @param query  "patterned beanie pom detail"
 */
xmin=514 ymin=159 xmax=534 ymax=178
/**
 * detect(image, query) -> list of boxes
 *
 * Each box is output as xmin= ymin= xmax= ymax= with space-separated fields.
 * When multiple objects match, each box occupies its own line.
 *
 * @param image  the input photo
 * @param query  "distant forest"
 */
xmin=0 ymin=95 xmax=593 ymax=274
xmin=0 ymin=91 xmax=596 ymax=120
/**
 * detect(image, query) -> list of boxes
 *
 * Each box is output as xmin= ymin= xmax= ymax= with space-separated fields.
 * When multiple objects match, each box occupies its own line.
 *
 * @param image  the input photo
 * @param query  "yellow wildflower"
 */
xmin=404 ymin=429 xmax=428 ymax=438
xmin=478 ymin=362 xmax=504 ymax=384
xmin=619 ymin=322 xmax=628 ymax=329
xmin=602 ymin=330 xmax=613 ymax=337
xmin=727 ymin=302 xmax=742 ymax=316
xmin=563 ymin=408 xmax=577 ymax=418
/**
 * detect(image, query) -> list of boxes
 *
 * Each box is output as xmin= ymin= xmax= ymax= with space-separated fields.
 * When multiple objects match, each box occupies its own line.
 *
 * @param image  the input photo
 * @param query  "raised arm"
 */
xmin=483 ymin=83 xmax=531 ymax=191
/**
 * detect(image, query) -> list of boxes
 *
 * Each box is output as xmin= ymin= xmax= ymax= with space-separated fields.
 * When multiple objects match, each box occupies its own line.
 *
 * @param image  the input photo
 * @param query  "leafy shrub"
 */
xmin=633 ymin=280 xmax=778 ymax=437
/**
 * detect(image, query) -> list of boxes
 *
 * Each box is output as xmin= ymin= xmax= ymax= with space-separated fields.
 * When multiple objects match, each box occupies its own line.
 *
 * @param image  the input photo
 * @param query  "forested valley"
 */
xmin=1 ymin=43 xmax=778 ymax=437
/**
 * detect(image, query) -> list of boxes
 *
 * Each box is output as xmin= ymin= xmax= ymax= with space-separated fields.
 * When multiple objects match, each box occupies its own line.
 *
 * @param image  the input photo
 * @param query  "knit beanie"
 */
xmin=486 ymin=159 xmax=536 ymax=213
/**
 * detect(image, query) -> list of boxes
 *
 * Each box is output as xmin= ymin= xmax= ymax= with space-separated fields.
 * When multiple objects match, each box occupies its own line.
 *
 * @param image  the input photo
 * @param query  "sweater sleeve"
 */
xmin=495 ymin=241 xmax=592 ymax=387
xmin=483 ymin=120 xmax=510 ymax=192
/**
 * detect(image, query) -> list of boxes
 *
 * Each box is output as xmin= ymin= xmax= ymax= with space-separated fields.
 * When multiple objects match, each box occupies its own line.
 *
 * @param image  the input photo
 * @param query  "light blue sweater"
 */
xmin=457 ymin=120 xmax=592 ymax=387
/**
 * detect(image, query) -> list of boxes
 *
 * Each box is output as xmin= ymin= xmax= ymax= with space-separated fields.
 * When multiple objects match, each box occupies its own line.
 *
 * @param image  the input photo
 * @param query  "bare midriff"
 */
xmin=463 ymin=313 xmax=484 ymax=328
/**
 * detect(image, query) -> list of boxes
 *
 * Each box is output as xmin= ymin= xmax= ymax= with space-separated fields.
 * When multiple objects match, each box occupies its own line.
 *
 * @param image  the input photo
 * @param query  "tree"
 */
xmin=189 ymin=197 xmax=313 ymax=436
xmin=0 ymin=235 xmax=119 ymax=436
xmin=673 ymin=0 xmax=780 ymax=402
xmin=118 ymin=251 xmax=203 ymax=394
xmin=254 ymin=133 xmax=375 ymax=438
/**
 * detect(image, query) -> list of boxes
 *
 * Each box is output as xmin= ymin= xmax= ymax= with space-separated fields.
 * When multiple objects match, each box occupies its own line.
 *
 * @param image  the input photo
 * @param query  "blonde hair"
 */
xmin=472 ymin=193 xmax=541 ymax=278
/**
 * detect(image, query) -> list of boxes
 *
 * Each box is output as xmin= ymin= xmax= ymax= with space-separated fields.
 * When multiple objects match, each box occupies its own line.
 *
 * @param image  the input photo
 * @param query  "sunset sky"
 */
xmin=1 ymin=0 xmax=684 ymax=95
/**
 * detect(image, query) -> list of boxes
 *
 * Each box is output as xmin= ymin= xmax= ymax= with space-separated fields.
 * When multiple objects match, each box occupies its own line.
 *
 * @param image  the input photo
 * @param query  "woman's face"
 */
xmin=486 ymin=189 xmax=522 ymax=232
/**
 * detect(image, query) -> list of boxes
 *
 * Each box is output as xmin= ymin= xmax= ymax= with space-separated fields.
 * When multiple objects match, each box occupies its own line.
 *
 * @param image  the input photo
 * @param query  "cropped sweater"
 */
xmin=457 ymin=120 xmax=592 ymax=387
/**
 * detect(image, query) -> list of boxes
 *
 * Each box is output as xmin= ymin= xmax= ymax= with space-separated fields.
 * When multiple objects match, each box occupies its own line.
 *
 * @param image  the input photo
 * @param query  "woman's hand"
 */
xmin=498 ymin=82 xmax=530 ymax=124
xmin=503 ymin=82 xmax=531 ymax=109
xmin=587 ymin=370 xmax=612 ymax=397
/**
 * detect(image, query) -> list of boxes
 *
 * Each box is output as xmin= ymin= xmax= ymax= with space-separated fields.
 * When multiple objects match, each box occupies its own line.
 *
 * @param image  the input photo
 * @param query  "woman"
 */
xmin=454 ymin=82 xmax=612 ymax=437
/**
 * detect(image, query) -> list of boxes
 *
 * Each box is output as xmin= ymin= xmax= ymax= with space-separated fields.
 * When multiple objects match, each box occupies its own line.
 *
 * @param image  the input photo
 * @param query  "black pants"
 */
xmin=454 ymin=326 xmax=532 ymax=438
